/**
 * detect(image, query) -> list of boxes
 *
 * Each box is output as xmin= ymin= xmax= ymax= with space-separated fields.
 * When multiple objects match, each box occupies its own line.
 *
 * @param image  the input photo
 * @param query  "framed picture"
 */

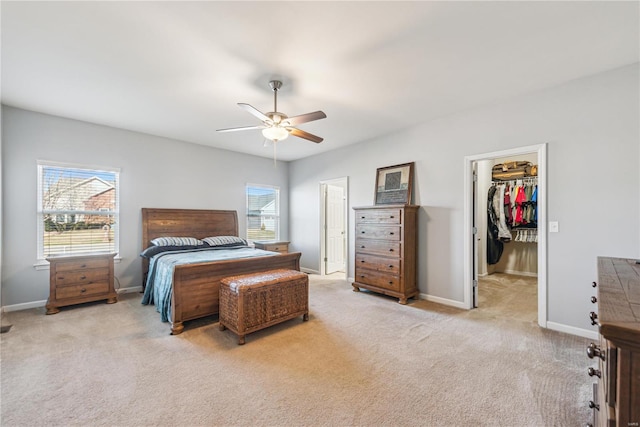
xmin=375 ymin=162 xmax=414 ymax=205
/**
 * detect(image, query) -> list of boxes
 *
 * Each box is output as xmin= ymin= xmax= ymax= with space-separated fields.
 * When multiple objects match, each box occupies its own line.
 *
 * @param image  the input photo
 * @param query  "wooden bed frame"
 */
xmin=141 ymin=208 xmax=301 ymax=335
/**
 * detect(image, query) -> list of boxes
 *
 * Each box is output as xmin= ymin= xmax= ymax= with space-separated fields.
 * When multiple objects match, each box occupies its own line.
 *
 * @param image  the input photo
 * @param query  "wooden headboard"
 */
xmin=141 ymin=208 xmax=239 ymax=250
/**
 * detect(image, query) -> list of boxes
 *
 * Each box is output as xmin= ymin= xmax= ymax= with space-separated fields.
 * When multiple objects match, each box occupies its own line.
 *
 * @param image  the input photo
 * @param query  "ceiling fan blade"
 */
xmin=238 ymin=103 xmax=270 ymax=122
xmin=216 ymin=125 xmax=263 ymax=132
xmin=284 ymin=110 xmax=327 ymax=126
xmin=288 ymin=127 xmax=324 ymax=143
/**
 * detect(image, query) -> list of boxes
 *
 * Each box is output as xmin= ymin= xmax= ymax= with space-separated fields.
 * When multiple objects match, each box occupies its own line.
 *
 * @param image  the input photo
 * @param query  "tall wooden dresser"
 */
xmin=352 ymin=205 xmax=419 ymax=304
xmin=46 ymin=253 xmax=117 ymax=314
xmin=587 ymin=257 xmax=640 ymax=427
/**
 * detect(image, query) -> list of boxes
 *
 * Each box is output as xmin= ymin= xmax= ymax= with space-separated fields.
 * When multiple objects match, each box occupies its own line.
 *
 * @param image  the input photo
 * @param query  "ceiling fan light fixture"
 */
xmin=262 ymin=126 xmax=289 ymax=141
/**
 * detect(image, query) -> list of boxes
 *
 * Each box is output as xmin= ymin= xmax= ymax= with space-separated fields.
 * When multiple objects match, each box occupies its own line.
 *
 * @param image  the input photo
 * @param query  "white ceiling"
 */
xmin=2 ymin=1 xmax=638 ymax=161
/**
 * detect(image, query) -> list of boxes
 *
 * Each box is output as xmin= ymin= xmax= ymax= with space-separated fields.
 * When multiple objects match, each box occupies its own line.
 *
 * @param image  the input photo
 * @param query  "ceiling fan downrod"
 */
xmin=269 ymin=80 xmax=282 ymax=113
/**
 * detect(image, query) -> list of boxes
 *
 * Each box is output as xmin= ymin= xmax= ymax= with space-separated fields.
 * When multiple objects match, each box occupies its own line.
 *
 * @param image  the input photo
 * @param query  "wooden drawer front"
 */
xmin=54 ymin=257 xmax=110 ymax=272
xmin=355 ymin=268 xmax=400 ymax=291
xmin=356 ymin=208 xmax=402 ymax=224
xmin=56 ymin=281 xmax=110 ymax=300
xmin=356 ymin=225 xmax=401 ymax=241
xmin=356 ymin=239 xmax=401 ymax=257
xmin=55 ymin=268 xmax=109 ymax=286
xmin=263 ymin=244 xmax=287 ymax=253
xmin=356 ymin=254 xmax=400 ymax=274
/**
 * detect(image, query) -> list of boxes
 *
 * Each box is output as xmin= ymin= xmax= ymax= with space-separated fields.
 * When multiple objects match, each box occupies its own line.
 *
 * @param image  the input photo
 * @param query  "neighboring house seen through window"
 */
xmin=246 ymin=184 xmax=279 ymax=242
xmin=37 ymin=161 xmax=120 ymax=260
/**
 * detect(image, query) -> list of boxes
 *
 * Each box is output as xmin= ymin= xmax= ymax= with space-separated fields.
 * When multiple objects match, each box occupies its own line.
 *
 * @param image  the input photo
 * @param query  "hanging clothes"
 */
xmin=494 ymin=184 xmax=512 ymax=241
xmin=486 ymin=185 xmax=504 ymax=265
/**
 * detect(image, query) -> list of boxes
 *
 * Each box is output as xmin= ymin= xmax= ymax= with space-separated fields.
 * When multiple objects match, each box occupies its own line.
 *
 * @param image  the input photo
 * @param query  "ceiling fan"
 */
xmin=217 ymin=80 xmax=326 ymax=144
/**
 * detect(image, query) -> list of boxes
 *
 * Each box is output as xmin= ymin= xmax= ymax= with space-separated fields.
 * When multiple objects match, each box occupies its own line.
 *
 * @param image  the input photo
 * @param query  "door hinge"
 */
xmin=472 ymin=227 xmax=477 ymax=234
xmin=473 ymin=279 xmax=478 ymax=288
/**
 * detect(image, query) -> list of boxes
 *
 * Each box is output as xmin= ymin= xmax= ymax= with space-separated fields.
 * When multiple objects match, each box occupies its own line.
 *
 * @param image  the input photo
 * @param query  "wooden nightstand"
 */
xmin=253 ymin=241 xmax=290 ymax=253
xmin=46 ymin=253 xmax=117 ymax=314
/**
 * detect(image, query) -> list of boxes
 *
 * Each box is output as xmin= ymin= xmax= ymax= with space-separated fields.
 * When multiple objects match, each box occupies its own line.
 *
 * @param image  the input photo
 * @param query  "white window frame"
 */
xmin=246 ymin=183 xmax=280 ymax=243
xmin=36 ymin=160 xmax=120 ymax=268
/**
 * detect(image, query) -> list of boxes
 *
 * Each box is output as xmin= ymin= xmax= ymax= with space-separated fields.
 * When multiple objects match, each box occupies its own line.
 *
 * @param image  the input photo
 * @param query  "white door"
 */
xmin=326 ymin=184 xmax=345 ymax=274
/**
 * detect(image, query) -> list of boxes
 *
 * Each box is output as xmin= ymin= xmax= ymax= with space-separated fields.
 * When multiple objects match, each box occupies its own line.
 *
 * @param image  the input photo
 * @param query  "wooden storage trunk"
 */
xmin=219 ymin=269 xmax=309 ymax=344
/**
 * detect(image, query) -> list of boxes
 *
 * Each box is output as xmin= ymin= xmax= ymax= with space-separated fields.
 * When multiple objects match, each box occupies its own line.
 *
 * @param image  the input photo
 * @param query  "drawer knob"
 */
xmin=360 ymin=275 xmax=365 ymax=278
xmin=588 ymin=401 xmax=599 ymax=411
xmin=80 ymin=275 xmax=87 ymax=280
xmin=590 ymin=296 xmax=597 ymax=304
xmin=592 ymin=281 xmax=597 ymax=288
xmin=361 ymin=231 xmax=365 ymax=234
xmin=389 ymin=232 xmax=394 ymax=235
xmin=360 ymin=245 xmax=365 ymax=249
xmin=81 ymin=264 xmax=87 ymax=268
xmin=81 ymin=288 xmax=87 ymax=293
xmin=360 ymin=260 xmax=365 ymax=263
xmin=587 ymin=367 xmax=601 ymax=378
xmin=388 ymin=265 xmax=393 ymax=268
xmin=586 ymin=343 xmax=605 ymax=360
xmin=589 ymin=311 xmax=598 ymax=326
xmin=389 ymin=248 xmax=394 ymax=252
xmin=361 ymin=216 xmax=365 ymax=219
xmin=390 ymin=216 xmax=394 ymax=218
xmin=388 ymin=281 xmax=393 ymax=285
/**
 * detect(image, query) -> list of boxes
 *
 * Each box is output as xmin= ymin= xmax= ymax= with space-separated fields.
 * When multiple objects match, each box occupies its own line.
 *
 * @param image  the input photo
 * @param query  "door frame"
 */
xmin=463 ymin=143 xmax=547 ymax=327
xmin=319 ymin=177 xmax=348 ymax=276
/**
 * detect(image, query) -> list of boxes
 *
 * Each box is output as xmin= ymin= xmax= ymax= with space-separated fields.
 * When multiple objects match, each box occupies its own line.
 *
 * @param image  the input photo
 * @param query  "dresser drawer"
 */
xmin=356 ymin=208 xmax=402 ymax=224
xmin=55 ymin=268 xmax=110 ymax=286
xmin=54 ymin=257 xmax=111 ymax=272
xmin=356 ymin=225 xmax=401 ymax=241
xmin=356 ymin=239 xmax=401 ymax=257
xmin=355 ymin=268 xmax=400 ymax=291
xmin=56 ymin=281 xmax=110 ymax=300
xmin=356 ymin=253 xmax=400 ymax=274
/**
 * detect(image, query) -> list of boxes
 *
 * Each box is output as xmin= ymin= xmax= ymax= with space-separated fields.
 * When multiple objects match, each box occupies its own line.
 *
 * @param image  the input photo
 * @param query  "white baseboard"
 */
xmin=117 ymin=286 xmax=142 ymax=294
xmin=3 ymin=299 xmax=47 ymax=312
xmin=301 ymin=267 xmax=320 ymax=275
xmin=419 ymin=293 xmax=468 ymax=310
xmin=499 ymin=270 xmax=538 ymax=277
xmin=547 ymin=321 xmax=598 ymax=340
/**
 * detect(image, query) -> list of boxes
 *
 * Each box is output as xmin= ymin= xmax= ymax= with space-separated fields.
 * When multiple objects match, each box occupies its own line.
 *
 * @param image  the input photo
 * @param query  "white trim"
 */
xmin=464 ymin=143 xmax=548 ymax=328
xmin=301 ymin=267 xmax=320 ymax=275
xmin=419 ymin=293 xmax=468 ymax=310
xmin=547 ymin=321 xmax=598 ymax=340
xmin=3 ymin=300 xmax=47 ymax=312
xmin=117 ymin=286 xmax=141 ymax=294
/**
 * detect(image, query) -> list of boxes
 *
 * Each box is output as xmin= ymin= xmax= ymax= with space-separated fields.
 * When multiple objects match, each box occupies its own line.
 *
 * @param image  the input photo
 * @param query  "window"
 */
xmin=37 ymin=161 xmax=120 ymax=260
xmin=246 ymin=184 xmax=279 ymax=242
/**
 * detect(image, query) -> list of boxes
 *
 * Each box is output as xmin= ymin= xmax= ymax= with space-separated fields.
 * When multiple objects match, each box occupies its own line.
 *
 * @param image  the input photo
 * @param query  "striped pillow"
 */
xmin=202 ymin=236 xmax=247 ymax=247
xmin=151 ymin=236 xmax=203 ymax=247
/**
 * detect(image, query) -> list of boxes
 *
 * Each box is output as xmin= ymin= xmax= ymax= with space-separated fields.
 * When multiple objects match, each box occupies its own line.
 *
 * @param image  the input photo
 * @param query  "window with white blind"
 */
xmin=37 ymin=161 xmax=120 ymax=260
xmin=246 ymin=184 xmax=279 ymax=242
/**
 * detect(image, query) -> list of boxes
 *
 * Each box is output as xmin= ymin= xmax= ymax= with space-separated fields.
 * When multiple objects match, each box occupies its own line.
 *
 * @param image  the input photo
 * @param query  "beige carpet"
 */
xmin=1 ymin=274 xmax=592 ymax=426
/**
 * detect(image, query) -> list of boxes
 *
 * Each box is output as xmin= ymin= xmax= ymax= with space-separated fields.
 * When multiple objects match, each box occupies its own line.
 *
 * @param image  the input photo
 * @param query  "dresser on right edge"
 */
xmin=587 ymin=257 xmax=640 ymax=427
xmin=352 ymin=204 xmax=419 ymax=304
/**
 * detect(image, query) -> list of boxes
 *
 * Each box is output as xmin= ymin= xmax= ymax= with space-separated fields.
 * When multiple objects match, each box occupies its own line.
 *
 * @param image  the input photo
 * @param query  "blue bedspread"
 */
xmin=141 ymin=247 xmax=278 ymax=322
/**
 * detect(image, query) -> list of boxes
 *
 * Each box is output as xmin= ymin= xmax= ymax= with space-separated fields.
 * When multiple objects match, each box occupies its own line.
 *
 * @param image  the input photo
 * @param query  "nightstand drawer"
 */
xmin=56 ymin=281 xmax=110 ymax=300
xmin=253 ymin=241 xmax=289 ymax=253
xmin=55 ymin=268 xmax=110 ymax=286
xmin=54 ymin=257 xmax=111 ymax=272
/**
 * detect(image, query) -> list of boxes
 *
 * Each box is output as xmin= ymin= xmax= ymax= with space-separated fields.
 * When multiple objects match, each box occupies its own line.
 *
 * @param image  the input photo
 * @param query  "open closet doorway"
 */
xmin=319 ymin=177 xmax=348 ymax=278
xmin=464 ymin=144 xmax=547 ymax=328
